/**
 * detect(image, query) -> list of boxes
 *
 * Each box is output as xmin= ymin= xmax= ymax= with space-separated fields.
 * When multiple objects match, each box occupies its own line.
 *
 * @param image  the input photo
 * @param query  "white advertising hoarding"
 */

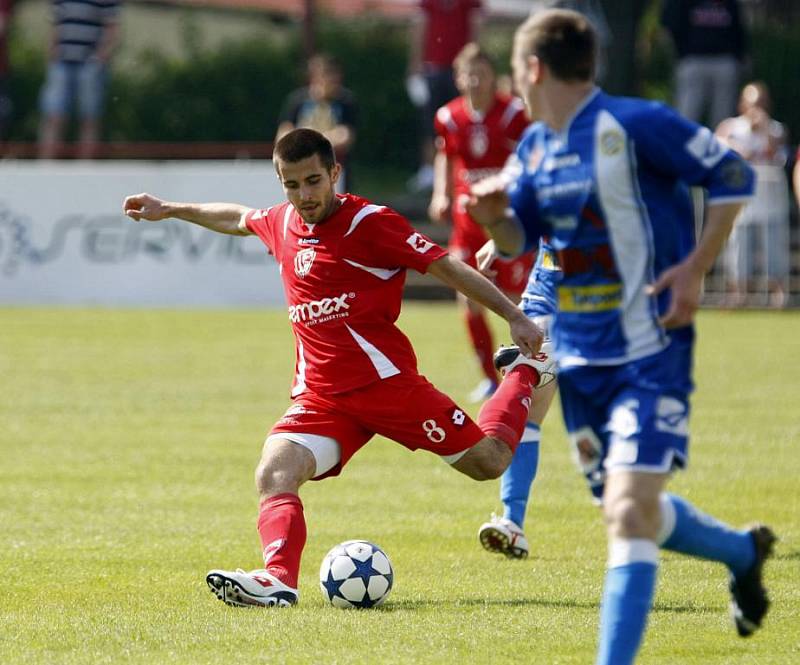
xmin=0 ymin=161 xmax=286 ymax=306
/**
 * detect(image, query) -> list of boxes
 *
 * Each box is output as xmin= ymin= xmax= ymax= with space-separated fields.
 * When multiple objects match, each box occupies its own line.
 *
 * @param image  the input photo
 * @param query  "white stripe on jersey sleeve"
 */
xmin=343 ymin=259 xmax=401 ymax=281
xmin=291 ymin=338 xmax=308 ymax=397
xmin=345 ymin=324 xmax=401 ymax=379
xmin=344 ymin=204 xmax=386 ymax=237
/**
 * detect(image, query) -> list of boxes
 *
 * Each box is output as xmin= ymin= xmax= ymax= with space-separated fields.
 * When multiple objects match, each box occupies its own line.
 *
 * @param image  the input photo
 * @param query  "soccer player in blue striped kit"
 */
xmin=469 ymin=9 xmax=776 ymax=664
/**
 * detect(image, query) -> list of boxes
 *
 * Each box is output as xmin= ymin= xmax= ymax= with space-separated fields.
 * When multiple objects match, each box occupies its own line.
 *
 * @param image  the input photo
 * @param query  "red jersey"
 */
xmin=244 ymin=194 xmax=447 ymax=397
xmin=434 ymin=93 xmax=529 ymax=248
xmin=420 ymin=0 xmax=482 ymax=69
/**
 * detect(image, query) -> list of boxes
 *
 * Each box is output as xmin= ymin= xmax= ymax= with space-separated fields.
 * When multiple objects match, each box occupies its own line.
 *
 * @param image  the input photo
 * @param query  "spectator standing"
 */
xmin=38 ymin=0 xmax=120 ymax=159
xmin=407 ymin=0 xmax=483 ymax=192
xmin=276 ymin=53 xmax=358 ymax=192
xmin=661 ymin=0 xmax=747 ymax=129
xmin=716 ymin=81 xmax=790 ymax=307
xmin=0 ymin=0 xmax=12 ymax=140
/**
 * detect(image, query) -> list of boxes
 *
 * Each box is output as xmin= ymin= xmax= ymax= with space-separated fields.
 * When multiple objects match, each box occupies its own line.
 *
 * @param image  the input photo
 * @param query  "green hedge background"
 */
xmin=5 ymin=6 xmax=800 ymax=173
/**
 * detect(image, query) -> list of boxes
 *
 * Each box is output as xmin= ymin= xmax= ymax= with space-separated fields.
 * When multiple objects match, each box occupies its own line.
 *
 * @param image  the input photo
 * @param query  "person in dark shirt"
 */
xmin=276 ymin=54 xmax=358 ymax=192
xmin=661 ymin=0 xmax=748 ymax=128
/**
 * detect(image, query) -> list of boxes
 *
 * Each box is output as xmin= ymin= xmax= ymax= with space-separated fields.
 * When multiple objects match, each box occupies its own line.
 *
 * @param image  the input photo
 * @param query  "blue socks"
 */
xmin=500 ymin=422 xmax=540 ymax=527
xmin=657 ymin=493 xmax=756 ymax=576
xmin=596 ymin=539 xmax=658 ymax=665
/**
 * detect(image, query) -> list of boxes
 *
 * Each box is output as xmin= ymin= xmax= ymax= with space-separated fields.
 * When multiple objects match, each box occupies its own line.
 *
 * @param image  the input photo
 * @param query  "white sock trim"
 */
xmin=656 ymin=493 xmax=676 ymax=546
xmin=608 ymin=538 xmax=659 ymax=569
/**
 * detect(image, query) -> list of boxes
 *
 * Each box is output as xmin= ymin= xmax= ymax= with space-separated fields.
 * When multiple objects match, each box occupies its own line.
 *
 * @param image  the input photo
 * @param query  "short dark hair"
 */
xmin=273 ymin=128 xmax=336 ymax=172
xmin=515 ymin=9 xmax=596 ymax=82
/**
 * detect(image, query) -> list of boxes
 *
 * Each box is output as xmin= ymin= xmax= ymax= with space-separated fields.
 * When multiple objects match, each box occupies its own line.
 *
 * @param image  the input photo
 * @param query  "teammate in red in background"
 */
xmin=429 ymin=43 xmax=536 ymax=403
xmin=123 ymin=128 xmax=554 ymax=608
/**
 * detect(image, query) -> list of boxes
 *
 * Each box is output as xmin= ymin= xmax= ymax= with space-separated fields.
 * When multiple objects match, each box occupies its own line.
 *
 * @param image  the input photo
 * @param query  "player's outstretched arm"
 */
xmin=123 ymin=193 xmax=251 ymax=236
xmin=428 ymin=254 xmax=543 ymax=356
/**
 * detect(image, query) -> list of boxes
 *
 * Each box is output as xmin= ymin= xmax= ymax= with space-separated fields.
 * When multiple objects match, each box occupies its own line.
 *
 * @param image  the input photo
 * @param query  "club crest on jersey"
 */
xmin=406 ymin=232 xmax=434 ymax=254
xmin=294 ymin=247 xmax=316 ymax=277
xmin=469 ymin=125 xmax=489 ymax=158
xmin=600 ymin=129 xmax=624 ymax=156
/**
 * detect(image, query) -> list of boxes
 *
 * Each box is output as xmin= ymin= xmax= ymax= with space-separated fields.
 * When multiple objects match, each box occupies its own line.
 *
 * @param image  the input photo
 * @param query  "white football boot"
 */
xmin=206 ymin=568 xmax=298 ymax=607
xmin=493 ymin=340 xmax=556 ymax=388
xmin=478 ymin=515 xmax=529 ymax=560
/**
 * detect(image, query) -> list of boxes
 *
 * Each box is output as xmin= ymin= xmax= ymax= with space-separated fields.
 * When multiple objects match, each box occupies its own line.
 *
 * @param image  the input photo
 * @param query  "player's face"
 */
xmin=277 ymin=154 xmax=342 ymax=225
xmin=456 ymin=60 xmax=495 ymax=99
xmin=512 ymin=50 xmax=539 ymax=119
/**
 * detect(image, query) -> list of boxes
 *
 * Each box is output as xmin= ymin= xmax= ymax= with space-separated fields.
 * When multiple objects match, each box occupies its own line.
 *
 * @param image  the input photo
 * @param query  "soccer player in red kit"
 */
xmin=123 ymin=128 xmax=553 ymax=607
xmin=429 ymin=43 xmax=536 ymax=402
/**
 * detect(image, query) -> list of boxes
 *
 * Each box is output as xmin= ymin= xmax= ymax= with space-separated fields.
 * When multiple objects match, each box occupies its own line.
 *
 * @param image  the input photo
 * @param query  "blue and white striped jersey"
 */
xmin=508 ymin=89 xmax=754 ymax=367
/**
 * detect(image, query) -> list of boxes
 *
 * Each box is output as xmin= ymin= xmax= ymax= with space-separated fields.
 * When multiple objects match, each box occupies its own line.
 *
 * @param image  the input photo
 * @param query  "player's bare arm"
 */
xmin=649 ymin=201 xmax=745 ymax=328
xmin=427 ymin=254 xmax=543 ymax=356
xmin=123 ymin=193 xmax=251 ymax=236
xmin=466 ymin=177 xmax=525 ymax=256
xmin=428 ymin=150 xmax=452 ymax=223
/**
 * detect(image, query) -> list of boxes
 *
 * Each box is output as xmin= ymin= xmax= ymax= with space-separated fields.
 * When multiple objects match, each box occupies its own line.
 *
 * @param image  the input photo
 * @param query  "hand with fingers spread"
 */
xmin=648 ymin=259 xmax=705 ymax=328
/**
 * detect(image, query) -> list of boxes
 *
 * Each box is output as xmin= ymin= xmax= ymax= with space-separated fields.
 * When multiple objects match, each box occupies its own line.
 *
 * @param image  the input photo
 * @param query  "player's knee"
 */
xmin=604 ymin=493 xmax=662 ymax=539
xmin=254 ymin=449 xmax=309 ymax=495
xmin=604 ymin=496 xmax=652 ymax=538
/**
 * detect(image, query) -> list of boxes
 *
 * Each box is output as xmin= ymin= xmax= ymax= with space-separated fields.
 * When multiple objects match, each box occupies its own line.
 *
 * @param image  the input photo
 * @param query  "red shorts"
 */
xmin=269 ymin=373 xmax=484 ymax=479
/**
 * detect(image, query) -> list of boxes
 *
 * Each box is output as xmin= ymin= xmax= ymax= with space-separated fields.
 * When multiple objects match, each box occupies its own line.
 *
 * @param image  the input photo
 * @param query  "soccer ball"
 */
xmin=319 ymin=540 xmax=394 ymax=608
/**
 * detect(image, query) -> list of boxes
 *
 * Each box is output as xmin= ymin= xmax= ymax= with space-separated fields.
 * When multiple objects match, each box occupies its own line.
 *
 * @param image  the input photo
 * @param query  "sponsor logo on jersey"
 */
xmin=599 ymin=130 xmax=624 ymax=156
xmin=406 ymin=232 xmax=434 ymax=254
xmin=543 ymin=153 xmax=582 ymax=170
xmin=469 ymin=125 xmax=489 ymax=158
xmin=294 ymin=247 xmax=316 ymax=278
xmin=298 ymin=237 xmax=320 ymax=245
xmin=558 ymin=283 xmax=622 ymax=312
xmin=288 ymin=292 xmax=353 ymax=324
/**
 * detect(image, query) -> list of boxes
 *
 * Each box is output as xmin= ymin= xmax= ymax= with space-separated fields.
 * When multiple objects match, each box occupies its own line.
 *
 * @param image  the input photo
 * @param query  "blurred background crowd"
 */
xmin=0 ymin=0 xmax=798 ymax=307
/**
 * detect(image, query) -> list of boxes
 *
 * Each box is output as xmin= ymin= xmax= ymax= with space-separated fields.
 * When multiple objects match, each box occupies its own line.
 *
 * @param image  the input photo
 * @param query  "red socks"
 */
xmin=465 ymin=309 xmax=498 ymax=382
xmin=257 ymin=493 xmax=306 ymax=588
xmin=477 ymin=366 xmax=537 ymax=452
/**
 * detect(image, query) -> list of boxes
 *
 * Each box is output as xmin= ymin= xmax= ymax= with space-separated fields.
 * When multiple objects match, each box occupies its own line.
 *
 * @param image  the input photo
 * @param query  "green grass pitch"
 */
xmin=1 ymin=305 xmax=798 ymax=664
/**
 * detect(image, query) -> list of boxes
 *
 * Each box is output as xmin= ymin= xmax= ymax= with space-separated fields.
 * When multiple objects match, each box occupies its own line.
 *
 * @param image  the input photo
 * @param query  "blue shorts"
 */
xmin=558 ymin=340 xmax=694 ymax=502
xmin=40 ymin=60 xmax=108 ymax=119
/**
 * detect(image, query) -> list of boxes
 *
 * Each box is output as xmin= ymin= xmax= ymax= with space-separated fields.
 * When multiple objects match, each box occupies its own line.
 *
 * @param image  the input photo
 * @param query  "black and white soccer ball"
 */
xmin=319 ymin=540 xmax=394 ymax=608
